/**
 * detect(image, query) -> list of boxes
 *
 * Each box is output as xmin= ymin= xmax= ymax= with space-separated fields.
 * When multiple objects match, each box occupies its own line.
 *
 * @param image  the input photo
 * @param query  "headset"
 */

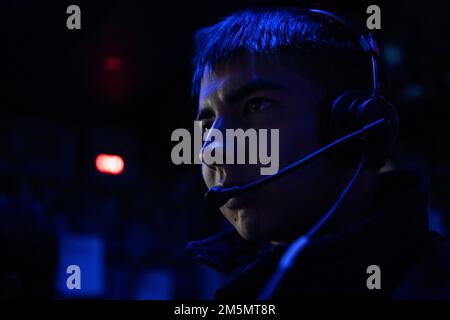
xmin=205 ymin=8 xmax=399 ymax=208
xmin=309 ymin=9 xmax=399 ymax=169
xmin=203 ymin=8 xmax=400 ymax=299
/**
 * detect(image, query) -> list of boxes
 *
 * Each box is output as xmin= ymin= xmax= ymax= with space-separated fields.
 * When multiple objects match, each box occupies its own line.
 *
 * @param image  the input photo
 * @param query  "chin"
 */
xmin=236 ymin=228 xmax=262 ymax=242
xmin=223 ymin=207 xmax=276 ymax=242
xmin=234 ymin=212 xmax=269 ymax=242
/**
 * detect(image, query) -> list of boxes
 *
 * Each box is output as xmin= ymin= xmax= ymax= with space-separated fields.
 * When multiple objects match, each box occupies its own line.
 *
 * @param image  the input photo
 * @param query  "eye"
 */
xmin=244 ymin=97 xmax=274 ymax=115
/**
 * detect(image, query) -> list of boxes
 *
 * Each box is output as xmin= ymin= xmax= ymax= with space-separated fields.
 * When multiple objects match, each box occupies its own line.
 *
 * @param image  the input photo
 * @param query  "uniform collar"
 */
xmin=187 ymin=170 xmax=431 ymax=275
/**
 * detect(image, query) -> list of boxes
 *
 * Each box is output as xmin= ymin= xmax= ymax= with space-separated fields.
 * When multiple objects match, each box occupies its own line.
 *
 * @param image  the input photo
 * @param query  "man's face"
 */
xmin=198 ymin=55 xmax=348 ymax=242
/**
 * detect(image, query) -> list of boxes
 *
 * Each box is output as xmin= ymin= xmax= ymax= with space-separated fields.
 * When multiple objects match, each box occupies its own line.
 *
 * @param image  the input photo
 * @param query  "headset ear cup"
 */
xmin=327 ymin=91 xmax=399 ymax=169
xmin=327 ymin=91 xmax=368 ymax=168
xmin=327 ymin=91 xmax=365 ymax=140
xmin=355 ymin=97 xmax=399 ymax=168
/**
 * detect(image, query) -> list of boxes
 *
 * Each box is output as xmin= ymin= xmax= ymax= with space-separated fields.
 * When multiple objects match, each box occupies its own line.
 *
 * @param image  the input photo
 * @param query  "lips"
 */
xmin=219 ymin=180 xmax=255 ymax=210
xmin=224 ymin=193 xmax=253 ymax=209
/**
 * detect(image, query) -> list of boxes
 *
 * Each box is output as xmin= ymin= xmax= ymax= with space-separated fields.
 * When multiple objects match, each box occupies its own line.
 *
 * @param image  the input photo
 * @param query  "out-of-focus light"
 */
xmin=96 ymin=154 xmax=124 ymax=175
xmin=56 ymin=234 xmax=104 ymax=297
xmin=383 ymin=43 xmax=403 ymax=67
xmin=400 ymin=83 xmax=425 ymax=102
xmin=104 ymin=56 xmax=122 ymax=72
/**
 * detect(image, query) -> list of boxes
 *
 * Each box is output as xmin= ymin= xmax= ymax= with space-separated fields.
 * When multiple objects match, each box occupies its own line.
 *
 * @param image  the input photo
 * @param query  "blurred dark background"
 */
xmin=1 ymin=0 xmax=449 ymax=299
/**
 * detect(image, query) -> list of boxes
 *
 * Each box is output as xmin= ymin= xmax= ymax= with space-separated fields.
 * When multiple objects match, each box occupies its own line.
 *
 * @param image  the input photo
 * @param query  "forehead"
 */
xmin=199 ymin=55 xmax=314 ymax=106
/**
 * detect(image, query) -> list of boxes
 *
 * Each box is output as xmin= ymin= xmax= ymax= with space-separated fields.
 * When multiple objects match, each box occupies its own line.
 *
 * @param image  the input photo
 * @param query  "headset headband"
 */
xmin=308 ymin=9 xmax=382 ymax=96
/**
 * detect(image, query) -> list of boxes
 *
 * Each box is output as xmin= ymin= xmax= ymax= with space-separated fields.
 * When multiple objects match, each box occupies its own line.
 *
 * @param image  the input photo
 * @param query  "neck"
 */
xmin=271 ymin=169 xmax=376 ymax=245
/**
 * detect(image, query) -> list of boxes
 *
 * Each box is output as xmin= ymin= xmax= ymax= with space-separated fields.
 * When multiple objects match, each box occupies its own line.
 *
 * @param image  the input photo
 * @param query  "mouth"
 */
xmin=220 ymin=181 xmax=255 ymax=210
xmin=224 ymin=194 xmax=252 ymax=210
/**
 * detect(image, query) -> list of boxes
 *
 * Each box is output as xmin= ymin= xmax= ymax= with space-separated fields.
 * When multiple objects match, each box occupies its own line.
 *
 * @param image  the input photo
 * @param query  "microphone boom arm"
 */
xmin=205 ymin=118 xmax=387 ymax=208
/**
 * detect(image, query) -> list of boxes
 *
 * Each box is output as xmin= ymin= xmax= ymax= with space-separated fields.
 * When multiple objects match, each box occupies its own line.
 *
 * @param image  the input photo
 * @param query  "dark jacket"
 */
xmin=187 ymin=171 xmax=450 ymax=299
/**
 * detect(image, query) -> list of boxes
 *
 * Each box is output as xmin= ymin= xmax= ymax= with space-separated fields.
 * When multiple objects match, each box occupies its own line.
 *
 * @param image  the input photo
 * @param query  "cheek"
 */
xmin=220 ymin=207 xmax=237 ymax=224
xmin=278 ymin=119 xmax=321 ymax=166
xmin=201 ymin=164 xmax=215 ymax=189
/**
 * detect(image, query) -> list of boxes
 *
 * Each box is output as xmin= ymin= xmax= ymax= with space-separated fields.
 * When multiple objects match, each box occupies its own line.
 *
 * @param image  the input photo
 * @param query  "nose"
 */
xmin=200 ymin=116 xmax=223 ymax=169
xmin=200 ymin=115 xmax=236 ymax=170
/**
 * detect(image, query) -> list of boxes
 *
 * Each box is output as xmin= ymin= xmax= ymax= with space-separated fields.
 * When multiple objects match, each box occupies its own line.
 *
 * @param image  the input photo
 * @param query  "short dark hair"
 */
xmin=191 ymin=7 xmax=369 ymax=96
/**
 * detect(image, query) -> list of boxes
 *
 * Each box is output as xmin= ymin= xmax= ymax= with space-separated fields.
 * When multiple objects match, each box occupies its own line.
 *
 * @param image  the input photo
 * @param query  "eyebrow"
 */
xmin=196 ymin=78 xmax=286 ymax=120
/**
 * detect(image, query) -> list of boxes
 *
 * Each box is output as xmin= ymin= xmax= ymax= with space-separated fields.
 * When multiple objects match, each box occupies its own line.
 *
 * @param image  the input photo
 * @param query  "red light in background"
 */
xmin=96 ymin=154 xmax=125 ymax=175
xmin=104 ymin=56 xmax=122 ymax=72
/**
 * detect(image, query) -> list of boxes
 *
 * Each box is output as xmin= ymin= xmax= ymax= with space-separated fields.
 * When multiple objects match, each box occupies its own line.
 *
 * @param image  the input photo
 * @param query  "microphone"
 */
xmin=205 ymin=118 xmax=387 ymax=208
